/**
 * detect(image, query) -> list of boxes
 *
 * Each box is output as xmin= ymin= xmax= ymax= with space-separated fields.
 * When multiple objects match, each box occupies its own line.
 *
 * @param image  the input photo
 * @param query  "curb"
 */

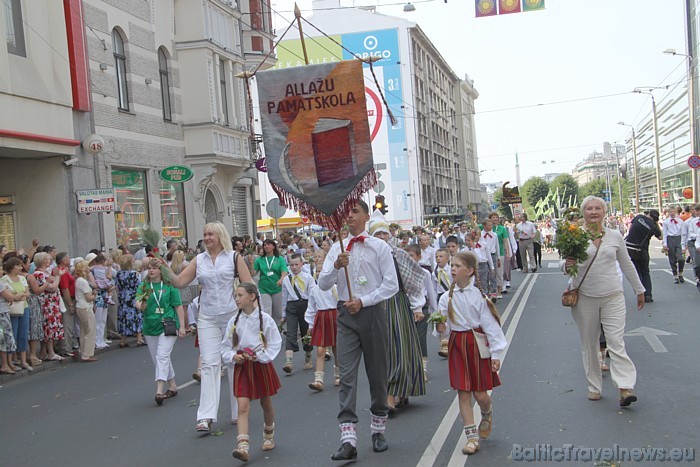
xmin=0 ymin=336 xmax=143 ymax=386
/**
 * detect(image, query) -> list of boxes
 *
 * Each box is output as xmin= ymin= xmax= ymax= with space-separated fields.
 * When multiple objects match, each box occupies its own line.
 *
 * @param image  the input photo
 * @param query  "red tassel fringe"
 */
xmin=270 ymin=169 xmax=377 ymax=231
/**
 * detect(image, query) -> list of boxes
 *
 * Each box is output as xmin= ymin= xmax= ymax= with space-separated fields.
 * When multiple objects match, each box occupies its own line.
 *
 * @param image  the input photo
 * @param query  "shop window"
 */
xmin=159 ymin=179 xmax=187 ymax=245
xmin=4 ymin=0 xmax=26 ymax=57
xmin=112 ymin=169 xmax=149 ymax=253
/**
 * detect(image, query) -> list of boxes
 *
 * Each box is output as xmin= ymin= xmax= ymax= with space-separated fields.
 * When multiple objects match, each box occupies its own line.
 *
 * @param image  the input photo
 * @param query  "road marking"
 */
xmin=417 ymin=274 xmax=535 ymax=467
xmin=547 ymin=262 xmax=560 ymax=269
xmin=625 ymin=326 xmax=677 ymax=353
xmin=177 ymin=379 xmax=198 ymax=391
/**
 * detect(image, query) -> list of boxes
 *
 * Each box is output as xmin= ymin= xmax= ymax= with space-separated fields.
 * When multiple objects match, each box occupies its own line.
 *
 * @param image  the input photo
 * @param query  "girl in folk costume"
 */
xmin=435 ymin=251 xmax=507 ymax=455
xmin=305 ymin=248 xmax=340 ymax=391
xmin=369 ymin=210 xmax=426 ymax=412
xmin=222 ymin=282 xmax=282 ymax=462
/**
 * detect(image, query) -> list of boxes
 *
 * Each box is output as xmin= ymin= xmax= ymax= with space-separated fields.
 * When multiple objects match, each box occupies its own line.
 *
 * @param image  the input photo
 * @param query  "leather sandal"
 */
xmin=462 ymin=439 xmax=480 ymax=455
xmin=164 ymin=389 xmax=178 ymax=399
xmin=309 ymin=380 xmax=324 ymax=391
xmin=155 ymin=394 xmax=165 ymax=406
xmin=479 ymin=412 xmax=492 ymax=439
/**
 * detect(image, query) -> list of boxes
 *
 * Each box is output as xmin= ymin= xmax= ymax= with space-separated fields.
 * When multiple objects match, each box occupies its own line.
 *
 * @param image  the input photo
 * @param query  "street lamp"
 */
xmin=664 ymin=47 xmax=698 ymax=203
xmin=633 ymin=87 xmax=668 ymax=212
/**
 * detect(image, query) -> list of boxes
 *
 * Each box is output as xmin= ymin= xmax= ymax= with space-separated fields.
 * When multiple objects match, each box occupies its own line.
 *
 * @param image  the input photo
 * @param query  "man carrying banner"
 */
xmin=318 ymin=200 xmax=399 ymax=461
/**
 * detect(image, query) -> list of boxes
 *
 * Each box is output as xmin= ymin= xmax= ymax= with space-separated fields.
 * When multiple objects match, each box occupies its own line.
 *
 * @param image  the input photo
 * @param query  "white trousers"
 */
xmin=571 ymin=292 xmax=637 ymax=393
xmin=197 ymin=311 xmax=237 ymax=423
xmin=94 ymin=307 xmax=108 ymax=347
xmin=144 ymin=334 xmax=176 ymax=382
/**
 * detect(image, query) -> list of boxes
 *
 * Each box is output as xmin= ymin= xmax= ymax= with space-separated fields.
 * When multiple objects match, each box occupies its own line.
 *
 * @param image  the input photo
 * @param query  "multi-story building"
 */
xmin=572 ymin=142 xmax=626 ymax=186
xmin=265 ymin=0 xmax=481 ymax=227
xmin=0 ymin=1 xmax=94 ymax=253
xmin=624 ymin=81 xmax=692 ymax=211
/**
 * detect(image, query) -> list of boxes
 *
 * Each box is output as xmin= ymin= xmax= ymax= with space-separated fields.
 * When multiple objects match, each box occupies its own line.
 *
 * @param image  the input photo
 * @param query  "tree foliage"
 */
xmin=521 ymin=177 xmax=550 ymax=209
xmin=579 ymin=176 xmax=632 ymax=214
xmin=550 ymin=174 xmax=579 ymax=203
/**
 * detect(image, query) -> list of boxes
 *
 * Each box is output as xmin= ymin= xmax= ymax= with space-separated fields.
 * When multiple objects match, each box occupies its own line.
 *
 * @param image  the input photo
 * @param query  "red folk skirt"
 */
xmin=448 ymin=329 xmax=501 ymax=392
xmin=234 ymin=360 xmax=281 ymax=400
xmin=311 ymin=309 xmax=337 ymax=347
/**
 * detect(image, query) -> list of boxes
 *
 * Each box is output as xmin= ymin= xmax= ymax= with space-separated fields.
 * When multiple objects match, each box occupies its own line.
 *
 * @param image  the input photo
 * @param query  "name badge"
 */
xmin=355 ymin=275 xmax=368 ymax=286
xmin=155 ymin=307 xmax=164 ymax=314
xmin=267 ymin=271 xmax=274 ymax=276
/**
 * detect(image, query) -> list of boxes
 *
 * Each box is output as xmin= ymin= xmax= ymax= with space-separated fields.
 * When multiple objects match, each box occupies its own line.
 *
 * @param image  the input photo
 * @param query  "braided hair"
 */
xmin=234 ymin=282 xmax=267 ymax=349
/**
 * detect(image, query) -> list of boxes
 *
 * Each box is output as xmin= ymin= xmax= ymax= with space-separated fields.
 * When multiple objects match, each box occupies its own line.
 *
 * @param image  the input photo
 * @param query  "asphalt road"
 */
xmin=2 ymin=245 xmax=698 ymax=466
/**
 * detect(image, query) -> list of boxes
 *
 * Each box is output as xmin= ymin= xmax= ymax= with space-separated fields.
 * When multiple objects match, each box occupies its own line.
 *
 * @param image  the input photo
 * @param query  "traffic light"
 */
xmin=374 ymin=195 xmax=388 ymax=215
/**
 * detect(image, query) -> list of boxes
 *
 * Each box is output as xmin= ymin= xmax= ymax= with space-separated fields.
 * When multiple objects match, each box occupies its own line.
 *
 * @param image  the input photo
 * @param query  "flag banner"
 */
xmin=498 ymin=0 xmax=521 ymax=14
xmin=475 ymin=0 xmax=497 ymax=17
xmin=523 ymin=0 xmax=545 ymax=11
xmin=256 ymin=60 xmax=376 ymax=230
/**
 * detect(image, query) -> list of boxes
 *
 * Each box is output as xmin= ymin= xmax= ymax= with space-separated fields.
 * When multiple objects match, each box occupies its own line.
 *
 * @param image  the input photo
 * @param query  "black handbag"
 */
xmin=162 ymin=318 xmax=177 ymax=336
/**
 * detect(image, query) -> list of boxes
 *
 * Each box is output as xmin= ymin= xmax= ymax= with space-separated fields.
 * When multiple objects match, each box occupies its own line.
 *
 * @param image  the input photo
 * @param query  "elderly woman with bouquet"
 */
xmin=558 ymin=196 xmax=645 ymax=407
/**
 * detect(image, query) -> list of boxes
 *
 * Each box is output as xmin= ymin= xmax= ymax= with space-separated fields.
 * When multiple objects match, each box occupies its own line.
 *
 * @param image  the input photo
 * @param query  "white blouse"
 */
xmin=568 ymin=228 xmax=645 ymax=298
xmin=221 ymin=308 xmax=282 ymax=364
xmin=437 ymin=281 xmax=507 ymax=360
xmin=196 ymin=250 xmax=238 ymax=316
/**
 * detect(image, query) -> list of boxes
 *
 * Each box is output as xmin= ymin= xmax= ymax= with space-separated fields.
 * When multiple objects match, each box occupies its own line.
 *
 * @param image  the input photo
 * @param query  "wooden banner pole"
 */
xmin=337 ymin=230 xmax=354 ymax=301
xmin=294 ymin=3 xmax=309 ymax=66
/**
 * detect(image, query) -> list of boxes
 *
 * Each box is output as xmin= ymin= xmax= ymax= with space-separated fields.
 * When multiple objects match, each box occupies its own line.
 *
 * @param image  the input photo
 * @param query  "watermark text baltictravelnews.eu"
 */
xmin=511 ymin=444 xmax=695 ymax=462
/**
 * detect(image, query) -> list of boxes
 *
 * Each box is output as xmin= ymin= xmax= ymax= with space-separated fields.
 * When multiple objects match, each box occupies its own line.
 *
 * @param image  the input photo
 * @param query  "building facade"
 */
xmin=626 ymin=81 xmax=692 ymax=212
xmin=266 ymin=0 xmax=481 ymax=227
xmin=572 ymin=142 xmax=626 ymax=187
xmin=0 ymin=0 xmax=272 ymax=256
xmin=0 ymin=0 xmax=96 ymax=253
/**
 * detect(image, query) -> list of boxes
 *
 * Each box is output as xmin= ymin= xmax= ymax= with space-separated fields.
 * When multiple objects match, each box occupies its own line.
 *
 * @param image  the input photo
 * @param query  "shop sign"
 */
xmin=160 ymin=165 xmax=194 ymax=183
xmin=76 ymin=188 xmax=117 ymax=214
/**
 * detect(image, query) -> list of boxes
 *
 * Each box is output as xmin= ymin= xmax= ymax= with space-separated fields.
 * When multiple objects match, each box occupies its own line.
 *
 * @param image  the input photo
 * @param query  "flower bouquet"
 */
xmin=554 ymin=218 xmax=591 ymax=277
xmin=426 ymin=312 xmax=447 ymax=329
xmin=301 ymin=333 xmax=312 ymax=346
xmin=134 ymin=284 xmax=153 ymax=303
xmin=237 ymin=344 xmax=263 ymax=359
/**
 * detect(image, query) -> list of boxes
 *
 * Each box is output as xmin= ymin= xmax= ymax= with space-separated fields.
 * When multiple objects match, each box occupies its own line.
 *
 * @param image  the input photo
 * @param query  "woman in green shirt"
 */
xmin=253 ymin=239 xmax=288 ymax=324
xmin=135 ymin=259 xmax=186 ymax=406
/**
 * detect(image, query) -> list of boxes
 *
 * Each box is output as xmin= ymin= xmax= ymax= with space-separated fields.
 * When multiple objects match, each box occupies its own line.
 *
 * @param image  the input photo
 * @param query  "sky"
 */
xmin=269 ymin=0 xmax=688 ymax=185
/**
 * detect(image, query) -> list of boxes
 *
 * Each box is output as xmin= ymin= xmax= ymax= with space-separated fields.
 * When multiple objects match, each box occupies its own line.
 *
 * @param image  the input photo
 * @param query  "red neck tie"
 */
xmin=346 ymin=235 xmax=366 ymax=251
xmin=671 ymin=219 xmax=678 ymax=224
xmin=484 ymin=233 xmax=492 ymax=238
xmin=475 ymin=242 xmax=481 ymax=248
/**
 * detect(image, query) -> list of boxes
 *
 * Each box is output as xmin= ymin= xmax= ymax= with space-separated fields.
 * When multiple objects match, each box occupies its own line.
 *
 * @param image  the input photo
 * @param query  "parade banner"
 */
xmin=475 ymin=0 xmax=497 ymax=17
xmin=522 ymin=0 xmax=545 ymax=11
xmin=256 ymin=60 xmax=376 ymax=229
xmin=499 ymin=0 xmax=521 ymax=14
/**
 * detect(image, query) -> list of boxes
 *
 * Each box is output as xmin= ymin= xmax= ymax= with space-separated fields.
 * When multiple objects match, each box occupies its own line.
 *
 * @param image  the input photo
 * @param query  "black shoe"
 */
xmin=331 ymin=442 xmax=357 ymax=461
xmin=532 ymin=268 xmax=537 ymax=273
xmin=674 ymin=278 xmax=680 ymax=284
xmin=679 ymin=275 xmax=685 ymax=283
xmin=644 ymin=296 xmax=653 ymax=303
xmin=372 ymin=433 xmax=388 ymax=453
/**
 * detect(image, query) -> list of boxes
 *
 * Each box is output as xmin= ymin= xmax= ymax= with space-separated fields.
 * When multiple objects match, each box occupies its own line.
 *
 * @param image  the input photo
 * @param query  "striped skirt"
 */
xmin=311 ymin=309 xmax=337 ymax=347
xmin=448 ymin=330 xmax=501 ymax=392
xmin=387 ymin=291 xmax=426 ymax=398
xmin=234 ymin=360 xmax=281 ymax=400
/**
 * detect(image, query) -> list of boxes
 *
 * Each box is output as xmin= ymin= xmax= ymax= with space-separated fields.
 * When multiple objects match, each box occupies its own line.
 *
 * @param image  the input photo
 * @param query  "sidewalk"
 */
xmin=0 ymin=335 xmax=143 ymax=386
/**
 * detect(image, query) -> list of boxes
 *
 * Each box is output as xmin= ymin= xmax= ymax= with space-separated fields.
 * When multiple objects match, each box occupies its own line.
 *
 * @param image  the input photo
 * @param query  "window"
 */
xmin=112 ymin=170 xmax=149 ymax=253
xmin=219 ymin=59 xmax=229 ymax=125
xmin=158 ymin=48 xmax=172 ymax=121
xmin=4 ymin=0 xmax=26 ymax=57
xmin=112 ymin=29 xmax=129 ymax=111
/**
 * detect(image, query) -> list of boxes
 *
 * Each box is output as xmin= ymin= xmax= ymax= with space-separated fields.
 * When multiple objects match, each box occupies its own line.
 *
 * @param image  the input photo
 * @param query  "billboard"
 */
xmin=275 ymin=28 xmax=411 ymax=223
